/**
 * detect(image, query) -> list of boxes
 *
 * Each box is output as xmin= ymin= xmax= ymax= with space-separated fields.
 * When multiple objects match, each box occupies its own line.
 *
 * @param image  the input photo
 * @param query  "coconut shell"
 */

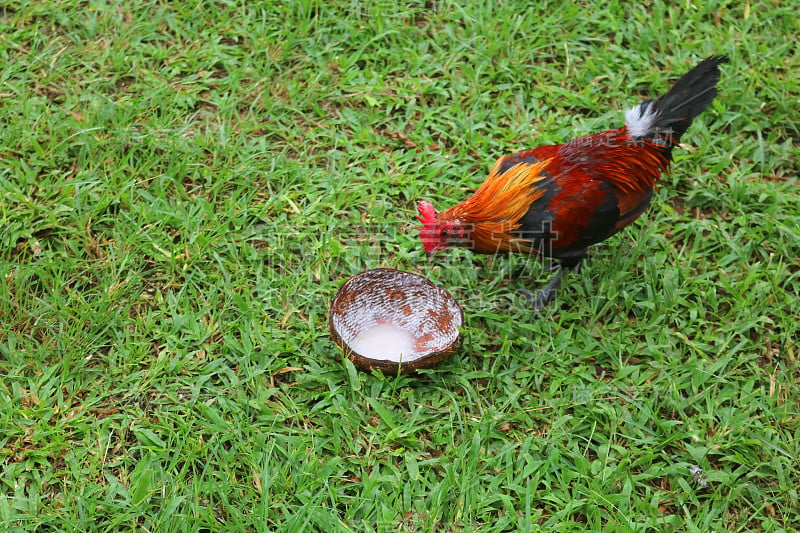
xmin=329 ymin=269 xmax=463 ymax=374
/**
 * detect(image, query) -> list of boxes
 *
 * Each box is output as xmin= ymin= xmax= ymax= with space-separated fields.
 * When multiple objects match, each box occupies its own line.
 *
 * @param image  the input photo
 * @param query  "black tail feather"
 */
xmin=630 ymin=55 xmax=728 ymax=152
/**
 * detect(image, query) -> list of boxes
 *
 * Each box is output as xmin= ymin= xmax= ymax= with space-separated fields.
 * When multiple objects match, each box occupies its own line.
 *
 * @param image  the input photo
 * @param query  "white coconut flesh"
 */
xmin=349 ymin=323 xmax=417 ymax=362
xmin=331 ymin=269 xmax=463 ymax=367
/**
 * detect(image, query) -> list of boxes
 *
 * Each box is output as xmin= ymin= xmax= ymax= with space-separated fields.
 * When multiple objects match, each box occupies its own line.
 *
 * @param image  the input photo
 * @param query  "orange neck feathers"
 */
xmin=438 ymin=158 xmax=551 ymax=253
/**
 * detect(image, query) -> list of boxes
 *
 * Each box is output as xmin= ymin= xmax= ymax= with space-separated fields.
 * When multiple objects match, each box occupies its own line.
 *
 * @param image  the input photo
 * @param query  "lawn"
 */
xmin=1 ymin=1 xmax=798 ymax=531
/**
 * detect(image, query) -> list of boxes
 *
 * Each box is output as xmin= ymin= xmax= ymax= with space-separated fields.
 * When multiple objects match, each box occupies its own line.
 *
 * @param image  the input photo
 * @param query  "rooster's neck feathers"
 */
xmin=437 ymin=158 xmax=552 ymax=253
xmin=440 ymin=158 xmax=550 ymax=224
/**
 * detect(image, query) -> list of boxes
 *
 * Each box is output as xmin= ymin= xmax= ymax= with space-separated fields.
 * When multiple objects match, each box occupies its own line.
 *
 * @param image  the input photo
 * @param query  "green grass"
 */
xmin=1 ymin=0 xmax=798 ymax=531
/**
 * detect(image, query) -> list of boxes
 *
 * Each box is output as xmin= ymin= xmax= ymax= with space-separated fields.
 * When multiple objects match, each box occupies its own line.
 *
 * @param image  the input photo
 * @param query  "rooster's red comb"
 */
xmin=416 ymin=201 xmax=437 ymax=226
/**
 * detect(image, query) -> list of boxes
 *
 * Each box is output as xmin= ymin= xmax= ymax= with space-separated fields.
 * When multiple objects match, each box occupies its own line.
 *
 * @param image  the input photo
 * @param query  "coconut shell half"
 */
xmin=329 ymin=269 xmax=463 ymax=374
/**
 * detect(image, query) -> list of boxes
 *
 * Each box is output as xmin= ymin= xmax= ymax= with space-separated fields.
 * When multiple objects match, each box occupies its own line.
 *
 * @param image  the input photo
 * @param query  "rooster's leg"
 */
xmin=517 ymin=258 xmax=582 ymax=312
xmin=518 ymin=266 xmax=563 ymax=311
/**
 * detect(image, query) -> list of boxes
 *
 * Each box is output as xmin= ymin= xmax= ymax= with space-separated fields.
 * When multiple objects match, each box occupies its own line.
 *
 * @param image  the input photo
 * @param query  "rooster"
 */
xmin=416 ymin=55 xmax=727 ymax=310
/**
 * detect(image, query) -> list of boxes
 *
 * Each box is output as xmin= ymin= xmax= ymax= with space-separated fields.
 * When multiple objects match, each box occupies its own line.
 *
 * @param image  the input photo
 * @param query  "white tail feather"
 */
xmin=624 ymin=103 xmax=659 ymax=138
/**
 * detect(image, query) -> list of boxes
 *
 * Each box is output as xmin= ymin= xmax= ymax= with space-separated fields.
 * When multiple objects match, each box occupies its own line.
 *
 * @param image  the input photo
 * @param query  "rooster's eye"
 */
xmin=440 ymin=229 xmax=450 ymax=238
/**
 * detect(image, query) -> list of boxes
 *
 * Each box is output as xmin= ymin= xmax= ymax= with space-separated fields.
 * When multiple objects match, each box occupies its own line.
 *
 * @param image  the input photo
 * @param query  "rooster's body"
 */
xmin=417 ymin=56 xmax=727 ymax=309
